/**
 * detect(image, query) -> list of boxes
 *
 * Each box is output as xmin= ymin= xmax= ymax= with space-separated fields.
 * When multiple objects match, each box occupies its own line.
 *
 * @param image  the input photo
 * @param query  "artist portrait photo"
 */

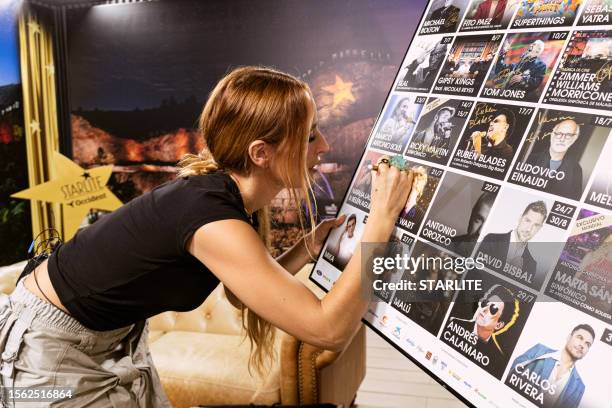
xmin=509 ymin=324 xmax=596 ymax=408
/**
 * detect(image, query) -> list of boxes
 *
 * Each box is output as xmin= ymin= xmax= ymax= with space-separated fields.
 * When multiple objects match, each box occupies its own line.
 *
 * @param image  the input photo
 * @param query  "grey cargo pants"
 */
xmin=0 ymin=281 xmax=171 ymax=407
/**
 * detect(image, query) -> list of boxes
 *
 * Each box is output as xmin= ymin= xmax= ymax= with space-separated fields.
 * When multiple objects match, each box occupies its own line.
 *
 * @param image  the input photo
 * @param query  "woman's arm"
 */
xmin=187 ymin=164 xmax=412 ymax=351
xmin=276 ymin=216 xmax=346 ymax=275
xmin=275 ymin=236 xmax=313 ymax=275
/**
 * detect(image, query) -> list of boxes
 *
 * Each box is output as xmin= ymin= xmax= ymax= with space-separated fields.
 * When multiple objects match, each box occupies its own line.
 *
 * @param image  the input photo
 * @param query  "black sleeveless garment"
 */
xmin=47 ymin=171 xmax=255 ymax=331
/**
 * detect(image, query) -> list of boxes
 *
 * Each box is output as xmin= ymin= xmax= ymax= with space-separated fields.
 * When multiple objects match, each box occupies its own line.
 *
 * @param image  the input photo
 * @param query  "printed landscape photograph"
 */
xmin=65 ymin=0 xmax=425 ymax=255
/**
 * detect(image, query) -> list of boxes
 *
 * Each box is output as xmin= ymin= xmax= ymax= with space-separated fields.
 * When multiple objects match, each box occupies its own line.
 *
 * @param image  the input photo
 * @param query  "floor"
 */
xmin=354 ymin=327 xmax=466 ymax=408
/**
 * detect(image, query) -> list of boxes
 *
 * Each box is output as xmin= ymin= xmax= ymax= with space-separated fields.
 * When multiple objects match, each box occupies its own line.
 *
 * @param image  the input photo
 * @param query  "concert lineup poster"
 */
xmin=543 ymin=30 xmax=612 ymax=111
xmin=432 ymin=33 xmax=504 ymax=97
xmin=585 ymin=138 xmax=612 ymax=210
xmin=460 ymin=0 xmax=520 ymax=31
xmin=420 ymin=0 xmax=471 ymax=35
xmin=504 ymin=302 xmax=612 ymax=408
xmin=346 ymin=150 xmax=384 ymax=212
xmin=544 ymin=209 xmax=612 ymax=324
xmin=419 ymin=171 xmax=500 ymax=257
xmin=405 ymin=98 xmax=474 ymax=165
xmin=481 ymin=31 xmax=568 ymax=103
xmin=579 ymin=0 xmax=612 ymax=25
xmin=396 ymin=164 xmax=444 ymax=234
xmin=372 ymin=229 xmax=415 ymax=303
xmin=321 ymin=207 xmax=367 ymax=271
xmin=395 ymin=36 xmax=453 ymax=93
xmin=509 ymin=108 xmax=611 ymax=201
xmin=450 ymin=102 xmax=533 ymax=180
xmin=511 ymin=0 xmax=584 ymax=28
xmin=440 ymin=269 xmax=536 ymax=379
xmin=390 ymin=240 xmax=462 ymax=336
xmin=369 ymin=94 xmax=426 ymax=154
xmin=476 ymin=187 xmax=575 ymax=290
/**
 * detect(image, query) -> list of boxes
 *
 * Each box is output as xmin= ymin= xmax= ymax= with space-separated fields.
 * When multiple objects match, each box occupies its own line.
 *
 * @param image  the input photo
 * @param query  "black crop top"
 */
xmin=47 ymin=171 xmax=255 ymax=331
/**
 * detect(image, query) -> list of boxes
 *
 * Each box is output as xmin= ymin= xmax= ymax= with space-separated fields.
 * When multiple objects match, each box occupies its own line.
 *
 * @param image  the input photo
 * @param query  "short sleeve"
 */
xmin=176 ymin=184 xmax=251 ymax=255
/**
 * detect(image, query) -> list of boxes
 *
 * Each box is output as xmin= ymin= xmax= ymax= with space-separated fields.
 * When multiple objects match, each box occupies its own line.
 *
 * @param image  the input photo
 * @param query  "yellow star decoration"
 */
xmin=29 ymin=120 xmax=40 ymax=134
xmin=45 ymin=64 xmax=55 ymax=76
xmin=322 ymin=75 xmax=356 ymax=109
xmin=11 ymin=151 xmax=123 ymax=240
xmin=28 ymin=22 xmax=40 ymax=34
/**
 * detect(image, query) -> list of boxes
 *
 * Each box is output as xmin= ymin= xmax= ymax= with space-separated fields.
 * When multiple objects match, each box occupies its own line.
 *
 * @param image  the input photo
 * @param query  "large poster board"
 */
xmin=310 ymin=1 xmax=611 ymax=407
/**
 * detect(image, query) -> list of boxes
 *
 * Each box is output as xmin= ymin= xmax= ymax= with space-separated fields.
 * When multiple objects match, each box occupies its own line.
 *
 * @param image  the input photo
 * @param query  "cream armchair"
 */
xmin=148 ymin=265 xmax=366 ymax=407
xmin=0 ymin=262 xmax=366 ymax=408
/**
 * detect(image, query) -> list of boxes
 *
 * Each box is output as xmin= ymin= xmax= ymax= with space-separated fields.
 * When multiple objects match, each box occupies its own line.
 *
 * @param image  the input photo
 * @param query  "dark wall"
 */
xmin=63 ymin=0 xmax=427 ymax=254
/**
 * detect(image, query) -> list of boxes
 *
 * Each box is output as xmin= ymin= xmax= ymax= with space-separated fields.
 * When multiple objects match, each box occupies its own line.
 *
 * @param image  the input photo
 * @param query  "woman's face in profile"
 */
xmin=270 ymin=96 xmax=329 ymax=185
xmin=305 ymin=99 xmax=330 ymax=174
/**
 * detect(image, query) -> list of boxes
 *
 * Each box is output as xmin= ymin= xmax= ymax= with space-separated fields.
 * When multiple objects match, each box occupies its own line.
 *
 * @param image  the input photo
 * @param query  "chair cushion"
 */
xmin=0 ymin=260 xmax=26 ymax=294
xmin=148 ymin=284 xmax=244 ymax=336
xmin=149 ymin=331 xmax=280 ymax=407
xmin=148 ymin=329 xmax=165 ymax=343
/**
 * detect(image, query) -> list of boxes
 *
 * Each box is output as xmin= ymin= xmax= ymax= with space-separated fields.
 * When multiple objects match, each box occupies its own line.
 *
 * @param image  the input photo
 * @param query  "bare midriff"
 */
xmin=23 ymin=258 xmax=71 ymax=315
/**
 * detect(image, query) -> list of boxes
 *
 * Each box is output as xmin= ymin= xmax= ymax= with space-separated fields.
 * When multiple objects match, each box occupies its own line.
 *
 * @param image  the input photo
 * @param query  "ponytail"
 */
xmin=176 ymin=148 xmax=219 ymax=177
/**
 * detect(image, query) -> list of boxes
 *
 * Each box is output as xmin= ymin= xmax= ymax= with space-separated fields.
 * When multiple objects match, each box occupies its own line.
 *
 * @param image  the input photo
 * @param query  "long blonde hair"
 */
xmin=177 ymin=66 xmax=317 ymax=376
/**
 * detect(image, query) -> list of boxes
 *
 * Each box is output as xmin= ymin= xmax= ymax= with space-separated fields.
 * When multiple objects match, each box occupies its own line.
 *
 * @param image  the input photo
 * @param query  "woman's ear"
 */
xmin=247 ymin=140 xmax=273 ymax=169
